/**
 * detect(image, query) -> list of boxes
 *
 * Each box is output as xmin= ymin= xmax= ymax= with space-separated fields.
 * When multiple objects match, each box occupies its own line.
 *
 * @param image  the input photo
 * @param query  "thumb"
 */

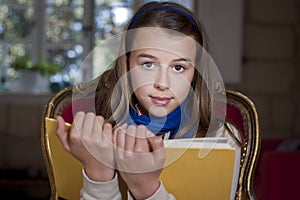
xmin=147 ymin=132 xmax=164 ymax=152
xmin=147 ymin=132 xmax=165 ymax=169
xmin=56 ymin=116 xmax=70 ymax=152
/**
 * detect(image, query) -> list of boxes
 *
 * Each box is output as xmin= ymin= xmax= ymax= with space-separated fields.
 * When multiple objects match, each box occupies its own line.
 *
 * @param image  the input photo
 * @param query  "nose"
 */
xmin=154 ymin=67 xmax=170 ymax=90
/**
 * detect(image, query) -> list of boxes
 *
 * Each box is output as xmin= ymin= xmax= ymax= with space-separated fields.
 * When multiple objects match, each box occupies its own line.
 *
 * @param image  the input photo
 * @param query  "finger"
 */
xmin=117 ymin=123 xmax=128 ymax=135
xmin=113 ymin=123 xmax=126 ymax=147
xmin=116 ymin=126 xmax=126 ymax=149
xmin=93 ymin=115 xmax=104 ymax=137
xmin=56 ymin=116 xmax=70 ymax=151
xmin=124 ymin=125 xmax=136 ymax=152
xmin=148 ymin=132 xmax=165 ymax=167
xmin=72 ymin=111 xmax=85 ymax=135
xmin=147 ymin=132 xmax=164 ymax=152
xmin=116 ymin=126 xmax=126 ymax=160
xmin=134 ymin=125 xmax=150 ymax=153
xmin=102 ymin=122 xmax=112 ymax=143
xmin=81 ymin=112 xmax=96 ymax=138
xmin=56 ymin=116 xmax=66 ymax=134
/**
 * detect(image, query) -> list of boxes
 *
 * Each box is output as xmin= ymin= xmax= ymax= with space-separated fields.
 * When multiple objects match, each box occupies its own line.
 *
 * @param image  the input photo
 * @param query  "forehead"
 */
xmin=129 ymin=27 xmax=197 ymax=61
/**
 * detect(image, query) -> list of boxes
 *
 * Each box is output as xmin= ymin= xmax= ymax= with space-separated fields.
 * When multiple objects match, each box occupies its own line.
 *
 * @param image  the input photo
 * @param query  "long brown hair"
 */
xmin=95 ymin=1 xmax=211 ymax=137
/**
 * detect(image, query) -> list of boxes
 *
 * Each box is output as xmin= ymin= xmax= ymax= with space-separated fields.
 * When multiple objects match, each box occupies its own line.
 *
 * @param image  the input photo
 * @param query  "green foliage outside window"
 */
xmin=11 ymin=55 xmax=62 ymax=76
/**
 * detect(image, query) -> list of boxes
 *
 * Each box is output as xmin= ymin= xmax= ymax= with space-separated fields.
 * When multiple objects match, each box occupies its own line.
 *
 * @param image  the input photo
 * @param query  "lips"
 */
xmin=150 ymin=95 xmax=172 ymax=106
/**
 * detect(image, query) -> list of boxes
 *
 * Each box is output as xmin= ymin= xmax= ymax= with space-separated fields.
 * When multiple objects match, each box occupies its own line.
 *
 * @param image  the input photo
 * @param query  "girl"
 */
xmin=56 ymin=1 xmax=241 ymax=200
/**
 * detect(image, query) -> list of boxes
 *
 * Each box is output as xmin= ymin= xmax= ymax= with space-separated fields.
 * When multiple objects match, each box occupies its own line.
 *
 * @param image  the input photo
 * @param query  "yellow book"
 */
xmin=44 ymin=117 xmax=83 ymax=200
xmin=160 ymin=138 xmax=236 ymax=200
xmin=45 ymin=118 xmax=236 ymax=200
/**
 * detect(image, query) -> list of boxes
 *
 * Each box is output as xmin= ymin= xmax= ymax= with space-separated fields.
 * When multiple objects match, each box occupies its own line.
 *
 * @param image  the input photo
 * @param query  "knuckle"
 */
xmin=127 ymin=124 xmax=136 ymax=131
xmin=134 ymin=147 xmax=144 ymax=153
xmin=56 ymin=129 xmax=62 ymax=136
xmin=124 ymin=151 xmax=135 ymax=159
xmin=69 ymin=131 xmax=79 ymax=141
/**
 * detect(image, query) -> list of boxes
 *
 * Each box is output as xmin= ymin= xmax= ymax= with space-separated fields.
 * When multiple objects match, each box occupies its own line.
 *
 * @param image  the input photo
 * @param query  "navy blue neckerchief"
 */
xmin=127 ymin=103 xmax=183 ymax=139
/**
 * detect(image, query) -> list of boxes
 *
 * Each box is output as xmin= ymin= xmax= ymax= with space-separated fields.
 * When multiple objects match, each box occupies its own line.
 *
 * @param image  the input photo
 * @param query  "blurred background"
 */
xmin=0 ymin=0 xmax=299 ymax=199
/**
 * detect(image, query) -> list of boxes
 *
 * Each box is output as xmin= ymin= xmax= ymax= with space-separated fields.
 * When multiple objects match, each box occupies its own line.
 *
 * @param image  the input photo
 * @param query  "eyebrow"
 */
xmin=137 ymin=53 xmax=192 ymax=63
xmin=137 ymin=54 xmax=158 ymax=60
xmin=173 ymin=57 xmax=192 ymax=62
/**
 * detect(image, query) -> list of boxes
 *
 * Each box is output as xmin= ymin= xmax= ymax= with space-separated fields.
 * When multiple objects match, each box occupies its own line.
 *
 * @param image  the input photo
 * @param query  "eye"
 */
xmin=142 ymin=62 xmax=155 ymax=69
xmin=172 ymin=65 xmax=186 ymax=73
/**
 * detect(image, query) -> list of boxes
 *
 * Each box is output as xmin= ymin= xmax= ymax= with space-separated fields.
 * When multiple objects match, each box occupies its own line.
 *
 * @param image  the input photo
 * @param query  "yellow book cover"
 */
xmin=45 ymin=117 xmax=83 ymax=200
xmin=160 ymin=138 xmax=236 ymax=200
xmin=45 ymin=118 xmax=236 ymax=200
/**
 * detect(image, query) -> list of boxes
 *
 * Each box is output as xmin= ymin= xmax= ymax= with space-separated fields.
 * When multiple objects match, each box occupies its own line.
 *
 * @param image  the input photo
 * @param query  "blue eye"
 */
xmin=172 ymin=65 xmax=185 ymax=73
xmin=142 ymin=62 xmax=155 ymax=69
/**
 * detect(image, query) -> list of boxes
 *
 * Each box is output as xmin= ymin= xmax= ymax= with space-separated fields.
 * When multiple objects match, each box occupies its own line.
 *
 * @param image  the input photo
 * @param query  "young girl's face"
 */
xmin=128 ymin=28 xmax=196 ymax=117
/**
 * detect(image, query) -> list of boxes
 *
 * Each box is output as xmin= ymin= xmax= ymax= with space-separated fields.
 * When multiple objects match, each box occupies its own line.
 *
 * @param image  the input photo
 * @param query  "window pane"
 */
xmin=92 ymin=0 xmax=132 ymax=79
xmin=7 ymin=43 xmax=28 ymax=63
xmin=0 ymin=0 xmax=34 ymax=4
xmin=45 ymin=1 xmax=84 ymax=84
xmin=95 ymin=0 xmax=120 ymax=6
xmin=45 ymin=7 xmax=83 ymax=43
xmin=0 ymin=1 xmax=34 ymax=86
xmin=48 ymin=44 xmax=83 ymax=83
xmin=95 ymin=1 xmax=132 ymax=41
xmin=0 ymin=4 xmax=34 ymax=41
xmin=45 ymin=0 xmax=84 ymax=7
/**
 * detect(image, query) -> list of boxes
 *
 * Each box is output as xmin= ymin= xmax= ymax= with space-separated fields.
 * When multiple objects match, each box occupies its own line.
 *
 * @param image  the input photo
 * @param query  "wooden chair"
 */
xmin=41 ymin=82 xmax=260 ymax=200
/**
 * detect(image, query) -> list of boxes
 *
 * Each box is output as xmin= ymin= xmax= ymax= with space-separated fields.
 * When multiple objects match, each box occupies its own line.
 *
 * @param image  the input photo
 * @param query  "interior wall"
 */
xmin=228 ymin=0 xmax=299 ymax=138
xmin=196 ymin=0 xmax=243 ymax=84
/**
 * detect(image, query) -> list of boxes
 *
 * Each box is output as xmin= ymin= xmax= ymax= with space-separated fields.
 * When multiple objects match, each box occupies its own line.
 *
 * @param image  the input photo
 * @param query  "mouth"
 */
xmin=150 ymin=95 xmax=173 ymax=106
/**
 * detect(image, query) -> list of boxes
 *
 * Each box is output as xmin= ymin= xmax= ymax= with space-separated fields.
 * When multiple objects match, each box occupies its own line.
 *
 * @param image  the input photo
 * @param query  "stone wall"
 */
xmin=0 ymin=94 xmax=51 ymax=198
xmin=227 ymin=0 xmax=300 ymax=138
xmin=0 ymin=94 xmax=51 ymax=176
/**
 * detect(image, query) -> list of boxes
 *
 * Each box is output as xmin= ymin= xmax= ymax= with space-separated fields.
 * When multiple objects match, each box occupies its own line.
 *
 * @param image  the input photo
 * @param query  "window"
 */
xmin=45 ymin=0 xmax=85 ymax=84
xmin=0 ymin=0 xmax=194 ymax=92
xmin=0 ymin=0 xmax=35 ymax=85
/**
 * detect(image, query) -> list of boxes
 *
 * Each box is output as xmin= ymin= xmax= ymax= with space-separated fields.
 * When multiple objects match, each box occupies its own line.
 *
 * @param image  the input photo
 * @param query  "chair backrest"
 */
xmin=42 ymin=87 xmax=81 ymax=200
xmin=41 ymin=86 xmax=260 ymax=200
xmin=225 ymin=90 xmax=260 ymax=200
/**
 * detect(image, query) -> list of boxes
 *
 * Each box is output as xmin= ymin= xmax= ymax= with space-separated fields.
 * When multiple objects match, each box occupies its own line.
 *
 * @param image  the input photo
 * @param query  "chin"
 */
xmin=148 ymin=105 xmax=170 ymax=118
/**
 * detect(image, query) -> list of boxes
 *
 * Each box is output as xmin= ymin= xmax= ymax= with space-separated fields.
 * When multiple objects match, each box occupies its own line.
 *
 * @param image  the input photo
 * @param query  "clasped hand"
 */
xmin=56 ymin=112 xmax=165 ymax=199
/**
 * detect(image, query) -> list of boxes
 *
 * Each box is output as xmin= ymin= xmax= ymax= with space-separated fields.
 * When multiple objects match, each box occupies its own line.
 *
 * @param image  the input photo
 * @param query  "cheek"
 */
xmin=170 ymin=74 xmax=193 ymax=102
xmin=130 ymin=68 xmax=156 ymax=91
xmin=134 ymin=86 xmax=148 ymax=101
